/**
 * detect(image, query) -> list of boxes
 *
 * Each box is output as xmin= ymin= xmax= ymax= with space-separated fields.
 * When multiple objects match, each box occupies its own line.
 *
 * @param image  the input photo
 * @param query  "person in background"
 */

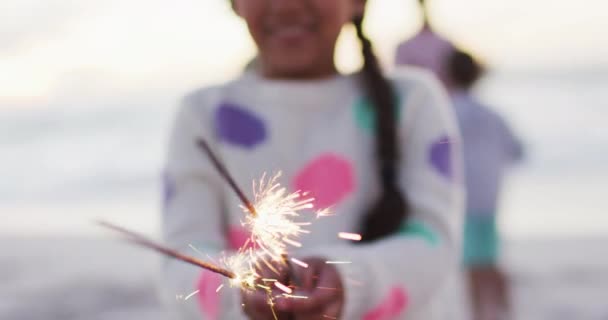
xmin=394 ymin=0 xmax=454 ymax=86
xmin=447 ymin=48 xmax=524 ymax=320
xmin=160 ymin=0 xmax=464 ymax=319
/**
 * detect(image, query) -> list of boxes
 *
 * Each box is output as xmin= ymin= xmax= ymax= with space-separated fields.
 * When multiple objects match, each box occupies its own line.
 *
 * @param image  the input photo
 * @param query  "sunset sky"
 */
xmin=2 ymin=0 xmax=607 ymax=104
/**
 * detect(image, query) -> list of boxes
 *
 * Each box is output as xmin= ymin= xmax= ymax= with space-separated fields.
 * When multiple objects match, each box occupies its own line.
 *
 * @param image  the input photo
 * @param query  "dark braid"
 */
xmin=353 ymin=16 xmax=410 ymax=243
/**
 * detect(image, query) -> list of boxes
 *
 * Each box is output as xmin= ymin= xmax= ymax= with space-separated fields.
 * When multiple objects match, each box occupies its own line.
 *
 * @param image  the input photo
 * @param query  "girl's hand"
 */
xmin=280 ymin=257 xmax=344 ymax=320
xmin=242 ymin=261 xmax=292 ymax=320
xmin=242 ymin=288 xmax=292 ymax=320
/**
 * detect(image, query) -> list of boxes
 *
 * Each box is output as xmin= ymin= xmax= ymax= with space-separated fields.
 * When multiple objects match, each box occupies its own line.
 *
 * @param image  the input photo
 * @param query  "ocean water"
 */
xmin=1 ymin=236 xmax=606 ymax=319
xmin=1 ymin=70 xmax=607 ymax=237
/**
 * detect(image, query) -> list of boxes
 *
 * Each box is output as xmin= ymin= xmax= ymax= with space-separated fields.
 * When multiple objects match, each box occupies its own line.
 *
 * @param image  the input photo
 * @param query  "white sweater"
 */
xmin=160 ymin=68 xmax=464 ymax=320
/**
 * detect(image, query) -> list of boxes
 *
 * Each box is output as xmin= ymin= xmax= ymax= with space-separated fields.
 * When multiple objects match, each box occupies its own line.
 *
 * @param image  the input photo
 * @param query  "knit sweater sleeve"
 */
xmin=303 ymin=72 xmax=464 ymax=319
xmin=159 ymin=89 xmax=247 ymax=320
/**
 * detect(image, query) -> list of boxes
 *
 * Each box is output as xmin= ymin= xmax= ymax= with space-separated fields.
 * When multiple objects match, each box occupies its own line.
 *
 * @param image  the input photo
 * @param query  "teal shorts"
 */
xmin=463 ymin=214 xmax=499 ymax=266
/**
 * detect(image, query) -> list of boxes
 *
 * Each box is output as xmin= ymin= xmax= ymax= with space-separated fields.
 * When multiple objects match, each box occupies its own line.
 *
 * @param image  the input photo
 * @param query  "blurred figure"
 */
xmin=447 ymin=49 xmax=524 ymax=320
xmin=394 ymin=0 xmax=453 ymax=86
xmin=395 ymin=2 xmax=523 ymax=318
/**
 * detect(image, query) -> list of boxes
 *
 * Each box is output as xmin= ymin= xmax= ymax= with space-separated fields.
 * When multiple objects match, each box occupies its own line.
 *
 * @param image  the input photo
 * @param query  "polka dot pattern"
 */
xmin=215 ymin=103 xmax=267 ymax=148
xmin=428 ymin=135 xmax=453 ymax=180
xmin=196 ymin=270 xmax=222 ymax=320
xmin=353 ymin=93 xmax=403 ymax=133
xmin=399 ymin=221 xmax=439 ymax=246
xmin=227 ymin=225 xmax=256 ymax=251
xmin=363 ymin=286 xmax=409 ymax=320
xmin=292 ymin=153 xmax=355 ymax=208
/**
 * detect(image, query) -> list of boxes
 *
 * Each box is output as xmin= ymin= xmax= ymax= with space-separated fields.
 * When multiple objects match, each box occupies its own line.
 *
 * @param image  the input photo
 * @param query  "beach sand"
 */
xmin=1 ymin=236 xmax=607 ymax=319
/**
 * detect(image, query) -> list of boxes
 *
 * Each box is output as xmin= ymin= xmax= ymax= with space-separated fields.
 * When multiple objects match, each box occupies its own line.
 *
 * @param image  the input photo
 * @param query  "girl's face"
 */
xmin=234 ymin=0 xmax=365 ymax=79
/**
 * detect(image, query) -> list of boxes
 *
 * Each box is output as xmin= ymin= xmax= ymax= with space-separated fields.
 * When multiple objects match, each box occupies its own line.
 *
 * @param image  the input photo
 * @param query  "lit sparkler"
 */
xmin=196 ymin=139 xmax=321 ymax=273
xmin=100 ymin=138 xmax=334 ymax=319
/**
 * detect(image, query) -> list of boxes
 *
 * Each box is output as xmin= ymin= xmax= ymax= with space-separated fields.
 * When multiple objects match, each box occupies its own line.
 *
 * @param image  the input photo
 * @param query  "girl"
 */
xmin=161 ymin=0 xmax=463 ymax=319
xmin=448 ymin=49 xmax=522 ymax=320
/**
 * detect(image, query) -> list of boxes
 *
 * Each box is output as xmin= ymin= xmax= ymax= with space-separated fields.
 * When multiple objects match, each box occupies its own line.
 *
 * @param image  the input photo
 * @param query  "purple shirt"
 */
xmin=451 ymin=91 xmax=523 ymax=216
xmin=395 ymin=27 xmax=454 ymax=86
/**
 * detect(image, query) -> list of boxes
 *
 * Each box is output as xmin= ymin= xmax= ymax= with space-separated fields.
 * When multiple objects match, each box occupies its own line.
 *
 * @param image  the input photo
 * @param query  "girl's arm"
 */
xmin=160 ymin=90 xmax=247 ymax=320
xmin=303 ymin=72 xmax=464 ymax=319
xmin=498 ymin=117 xmax=524 ymax=163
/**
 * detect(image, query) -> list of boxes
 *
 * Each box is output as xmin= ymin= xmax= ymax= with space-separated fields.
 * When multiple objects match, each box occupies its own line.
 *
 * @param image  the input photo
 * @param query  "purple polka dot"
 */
xmin=162 ymin=172 xmax=176 ymax=210
xmin=215 ymin=103 xmax=267 ymax=148
xmin=429 ymin=135 xmax=453 ymax=179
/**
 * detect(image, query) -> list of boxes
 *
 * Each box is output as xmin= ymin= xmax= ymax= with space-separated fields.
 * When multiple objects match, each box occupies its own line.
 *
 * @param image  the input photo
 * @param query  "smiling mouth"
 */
xmin=265 ymin=22 xmax=316 ymax=42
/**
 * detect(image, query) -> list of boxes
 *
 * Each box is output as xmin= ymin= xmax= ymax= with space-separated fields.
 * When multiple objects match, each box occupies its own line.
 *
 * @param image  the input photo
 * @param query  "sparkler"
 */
xmin=197 ymin=139 xmax=319 ymax=320
xmin=97 ymin=220 xmax=262 ymax=292
xmin=97 ymin=220 xmax=236 ymax=279
xmin=195 ymin=139 xmax=257 ymax=216
xmin=100 ymin=138 xmax=338 ymax=319
xmin=196 ymin=139 xmax=316 ymax=272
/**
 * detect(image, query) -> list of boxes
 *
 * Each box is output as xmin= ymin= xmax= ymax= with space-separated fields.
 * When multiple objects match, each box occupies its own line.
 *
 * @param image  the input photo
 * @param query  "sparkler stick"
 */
xmin=97 ymin=220 xmax=236 ymax=279
xmin=102 ymin=138 xmax=333 ymax=319
xmin=196 ymin=139 xmax=257 ymax=216
xmin=197 ymin=139 xmax=309 ymax=320
xmin=196 ymin=138 xmax=308 ymax=272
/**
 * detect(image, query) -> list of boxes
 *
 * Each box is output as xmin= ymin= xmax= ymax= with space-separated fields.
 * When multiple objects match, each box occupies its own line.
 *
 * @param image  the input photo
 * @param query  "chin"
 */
xmin=265 ymin=54 xmax=323 ymax=78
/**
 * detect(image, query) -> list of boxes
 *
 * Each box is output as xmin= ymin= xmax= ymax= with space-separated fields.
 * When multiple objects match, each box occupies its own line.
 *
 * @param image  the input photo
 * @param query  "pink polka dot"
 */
xmin=196 ymin=270 xmax=223 ymax=319
xmin=292 ymin=153 xmax=355 ymax=208
xmin=227 ymin=225 xmax=256 ymax=251
xmin=363 ymin=286 xmax=409 ymax=320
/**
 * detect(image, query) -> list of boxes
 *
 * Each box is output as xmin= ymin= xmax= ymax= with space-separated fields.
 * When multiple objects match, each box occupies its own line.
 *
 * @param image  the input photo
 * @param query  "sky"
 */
xmin=1 ymin=0 xmax=607 ymax=238
xmin=1 ymin=0 xmax=608 ymax=106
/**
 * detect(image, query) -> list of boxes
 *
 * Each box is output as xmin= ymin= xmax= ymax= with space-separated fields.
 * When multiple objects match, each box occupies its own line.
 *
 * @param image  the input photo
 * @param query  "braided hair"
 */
xmin=353 ymin=15 xmax=410 ymax=242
